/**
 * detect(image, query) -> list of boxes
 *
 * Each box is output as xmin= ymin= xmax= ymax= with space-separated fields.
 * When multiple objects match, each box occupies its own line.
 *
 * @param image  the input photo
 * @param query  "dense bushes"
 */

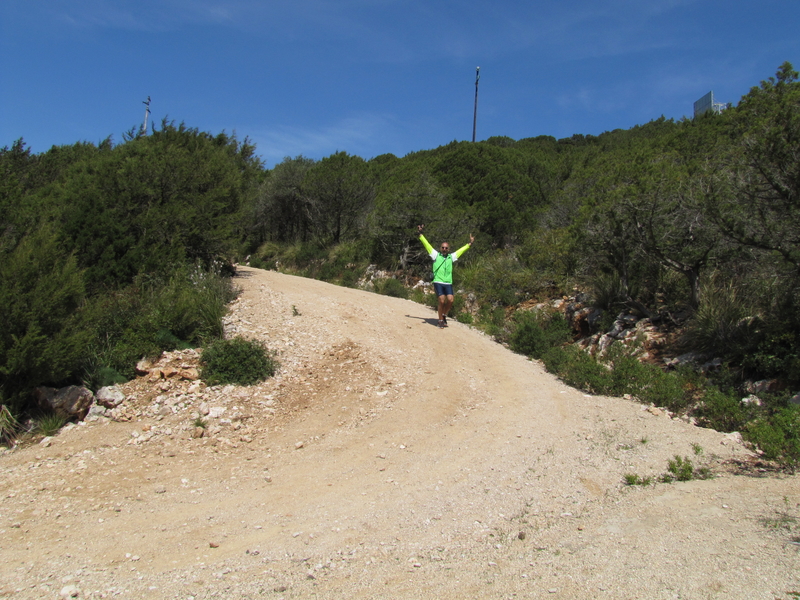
xmin=509 ymin=310 xmax=571 ymax=359
xmin=374 ymin=278 xmax=409 ymax=299
xmin=82 ymin=264 xmax=238 ymax=387
xmin=0 ymin=123 xmax=258 ymax=417
xmin=0 ymin=226 xmax=91 ymax=411
xmin=745 ymin=407 xmax=800 ymax=470
xmin=536 ymin=343 xmax=685 ymax=408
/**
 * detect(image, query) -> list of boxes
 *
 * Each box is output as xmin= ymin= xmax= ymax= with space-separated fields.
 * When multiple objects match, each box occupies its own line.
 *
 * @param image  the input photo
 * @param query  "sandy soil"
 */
xmin=1 ymin=266 xmax=798 ymax=600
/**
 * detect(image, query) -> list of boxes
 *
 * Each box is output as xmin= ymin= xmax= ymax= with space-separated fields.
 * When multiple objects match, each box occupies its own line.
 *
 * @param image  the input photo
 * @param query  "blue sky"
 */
xmin=2 ymin=1 xmax=798 ymax=167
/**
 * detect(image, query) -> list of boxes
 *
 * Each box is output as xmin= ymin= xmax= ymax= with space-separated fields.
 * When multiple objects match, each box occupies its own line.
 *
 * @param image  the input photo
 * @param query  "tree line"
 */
xmin=2 ymin=64 xmax=799 ymax=431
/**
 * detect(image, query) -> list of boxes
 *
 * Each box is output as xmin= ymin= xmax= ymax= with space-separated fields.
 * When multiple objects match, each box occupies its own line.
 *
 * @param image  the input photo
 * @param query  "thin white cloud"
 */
xmin=249 ymin=112 xmax=393 ymax=165
xmin=28 ymin=0 xmax=703 ymax=68
xmin=35 ymin=0 xmax=241 ymax=32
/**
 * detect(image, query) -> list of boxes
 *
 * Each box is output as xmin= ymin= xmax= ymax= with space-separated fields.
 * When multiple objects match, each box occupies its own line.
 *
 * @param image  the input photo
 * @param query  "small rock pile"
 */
xmin=103 ymin=348 xmax=281 ymax=448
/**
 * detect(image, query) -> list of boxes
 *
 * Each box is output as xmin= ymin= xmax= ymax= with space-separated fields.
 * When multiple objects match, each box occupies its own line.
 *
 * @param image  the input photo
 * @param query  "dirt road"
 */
xmin=1 ymin=267 xmax=798 ymax=599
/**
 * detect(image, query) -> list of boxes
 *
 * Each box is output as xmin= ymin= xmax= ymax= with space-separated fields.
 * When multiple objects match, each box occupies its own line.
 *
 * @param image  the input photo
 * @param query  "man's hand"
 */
xmin=417 ymin=224 xmax=425 ymax=233
xmin=470 ymin=233 xmax=475 ymax=245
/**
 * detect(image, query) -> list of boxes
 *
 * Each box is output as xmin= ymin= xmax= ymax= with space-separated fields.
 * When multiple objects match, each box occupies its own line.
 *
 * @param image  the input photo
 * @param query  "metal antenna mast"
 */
xmin=472 ymin=67 xmax=480 ymax=142
xmin=141 ymin=96 xmax=151 ymax=136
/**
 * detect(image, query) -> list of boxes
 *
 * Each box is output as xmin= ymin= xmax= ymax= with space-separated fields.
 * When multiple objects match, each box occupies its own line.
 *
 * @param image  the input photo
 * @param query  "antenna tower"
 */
xmin=141 ymin=96 xmax=151 ymax=135
xmin=472 ymin=67 xmax=480 ymax=142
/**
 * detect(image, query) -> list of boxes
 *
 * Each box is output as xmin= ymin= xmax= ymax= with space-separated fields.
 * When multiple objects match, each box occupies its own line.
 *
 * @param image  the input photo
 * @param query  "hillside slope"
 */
xmin=1 ymin=266 xmax=798 ymax=599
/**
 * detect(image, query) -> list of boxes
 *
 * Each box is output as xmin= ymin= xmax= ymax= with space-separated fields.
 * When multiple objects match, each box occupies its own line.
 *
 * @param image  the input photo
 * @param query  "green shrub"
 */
xmin=540 ymin=338 xmax=689 ymax=409
xmin=666 ymin=455 xmax=695 ymax=481
xmin=605 ymin=353 xmax=648 ymax=397
xmin=450 ymin=293 xmax=466 ymax=316
xmin=475 ymin=305 xmax=508 ymax=339
xmin=693 ymin=387 xmax=749 ymax=432
xmin=623 ymin=473 xmax=653 ymax=486
xmin=459 ymin=252 xmax=533 ymax=307
xmin=91 ymin=366 xmax=127 ymax=389
xmin=457 ymin=313 xmax=474 ymax=324
xmin=742 ymin=329 xmax=800 ymax=385
xmin=340 ymin=269 xmax=360 ymax=288
xmin=541 ymin=345 xmax=611 ymax=394
xmin=744 ymin=406 xmax=800 ymax=471
xmin=603 ymin=343 xmax=687 ymax=409
xmin=510 ymin=310 xmax=571 ymax=359
xmin=0 ymin=405 xmax=20 ymax=445
xmin=252 ymin=241 xmax=282 ymax=266
xmin=36 ymin=412 xmax=67 ymax=437
xmin=408 ymin=287 xmax=441 ymax=315
xmin=695 ymin=466 xmax=714 ymax=479
xmin=201 ymin=337 xmax=277 ymax=386
xmin=83 ymin=264 xmax=237 ymax=383
xmin=248 ymin=256 xmax=267 ymax=270
xmin=590 ymin=271 xmax=628 ymax=313
xmin=374 ymin=278 xmax=408 ymax=299
xmin=516 ymin=228 xmax=578 ymax=290
xmin=409 ymin=287 xmax=428 ymax=305
xmin=681 ymin=279 xmax=754 ymax=355
xmin=426 ymin=289 xmax=440 ymax=309
xmin=0 ymin=226 xmax=92 ymax=411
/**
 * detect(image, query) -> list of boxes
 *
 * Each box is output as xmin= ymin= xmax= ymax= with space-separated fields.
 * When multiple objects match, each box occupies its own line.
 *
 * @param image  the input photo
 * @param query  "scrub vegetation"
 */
xmin=2 ymin=64 xmax=799 ymax=467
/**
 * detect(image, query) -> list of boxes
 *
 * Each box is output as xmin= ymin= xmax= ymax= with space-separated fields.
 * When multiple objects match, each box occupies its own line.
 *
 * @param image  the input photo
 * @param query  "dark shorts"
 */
xmin=433 ymin=282 xmax=454 ymax=297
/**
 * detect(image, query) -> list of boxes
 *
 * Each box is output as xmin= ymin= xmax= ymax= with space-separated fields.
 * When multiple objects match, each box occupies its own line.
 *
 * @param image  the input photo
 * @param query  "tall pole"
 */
xmin=142 ymin=96 xmax=151 ymax=136
xmin=472 ymin=67 xmax=480 ymax=143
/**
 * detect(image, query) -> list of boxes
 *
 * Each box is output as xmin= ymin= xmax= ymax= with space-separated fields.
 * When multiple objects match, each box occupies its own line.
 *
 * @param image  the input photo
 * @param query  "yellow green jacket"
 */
xmin=419 ymin=234 xmax=471 ymax=284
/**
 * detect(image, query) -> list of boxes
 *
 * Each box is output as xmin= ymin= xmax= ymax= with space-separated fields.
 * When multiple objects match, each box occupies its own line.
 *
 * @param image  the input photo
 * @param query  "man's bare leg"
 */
xmin=438 ymin=294 xmax=454 ymax=325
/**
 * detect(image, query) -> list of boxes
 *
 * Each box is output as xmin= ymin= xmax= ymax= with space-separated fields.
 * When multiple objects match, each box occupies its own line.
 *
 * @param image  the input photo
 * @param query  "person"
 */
xmin=417 ymin=224 xmax=474 ymax=328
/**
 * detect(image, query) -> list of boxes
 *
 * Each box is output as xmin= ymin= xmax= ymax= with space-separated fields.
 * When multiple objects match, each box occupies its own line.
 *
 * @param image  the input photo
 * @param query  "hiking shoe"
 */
xmin=438 ymin=320 xmax=445 ymax=328
xmin=442 ymin=315 xmax=448 ymax=326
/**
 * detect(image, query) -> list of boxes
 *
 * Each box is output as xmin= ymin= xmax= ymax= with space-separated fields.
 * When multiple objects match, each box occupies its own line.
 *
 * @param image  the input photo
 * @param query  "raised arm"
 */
xmin=453 ymin=233 xmax=474 ymax=259
xmin=417 ymin=224 xmax=434 ymax=256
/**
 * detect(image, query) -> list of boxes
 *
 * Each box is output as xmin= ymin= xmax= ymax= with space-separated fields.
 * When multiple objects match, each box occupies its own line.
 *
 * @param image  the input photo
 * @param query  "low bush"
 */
xmin=681 ymin=278 xmax=755 ymax=357
xmin=510 ymin=310 xmax=571 ymax=359
xmin=450 ymin=293 xmax=467 ymax=317
xmin=541 ymin=340 xmax=690 ymax=410
xmin=270 ymin=240 xmax=372 ymax=285
xmin=605 ymin=351 xmax=649 ymax=397
xmin=623 ymin=473 xmax=653 ymax=486
xmin=340 ymin=269 xmax=360 ymax=288
xmin=665 ymin=455 xmax=695 ymax=482
xmin=741 ymin=329 xmax=800 ymax=386
xmin=744 ymin=406 xmax=800 ymax=471
xmin=457 ymin=313 xmax=474 ymax=324
xmin=0 ymin=405 xmax=20 ymax=445
xmin=641 ymin=370 xmax=689 ymax=413
xmin=374 ymin=278 xmax=408 ymax=299
xmin=475 ymin=305 xmax=508 ymax=340
xmin=541 ymin=345 xmax=610 ymax=394
xmin=35 ymin=412 xmax=67 ymax=437
xmin=604 ymin=343 xmax=688 ymax=409
xmin=201 ymin=337 xmax=278 ymax=386
xmin=693 ymin=387 xmax=750 ymax=432
xmin=409 ymin=287 xmax=429 ymax=306
xmin=590 ymin=271 xmax=629 ymax=314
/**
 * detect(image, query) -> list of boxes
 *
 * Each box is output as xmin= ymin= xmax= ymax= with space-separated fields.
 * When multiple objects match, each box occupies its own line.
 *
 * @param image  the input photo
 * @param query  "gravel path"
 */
xmin=1 ymin=266 xmax=798 ymax=600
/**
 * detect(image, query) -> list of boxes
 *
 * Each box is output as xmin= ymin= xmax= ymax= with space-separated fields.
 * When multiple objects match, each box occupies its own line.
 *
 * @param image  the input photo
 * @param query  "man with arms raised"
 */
xmin=417 ymin=224 xmax=474 ymax=328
